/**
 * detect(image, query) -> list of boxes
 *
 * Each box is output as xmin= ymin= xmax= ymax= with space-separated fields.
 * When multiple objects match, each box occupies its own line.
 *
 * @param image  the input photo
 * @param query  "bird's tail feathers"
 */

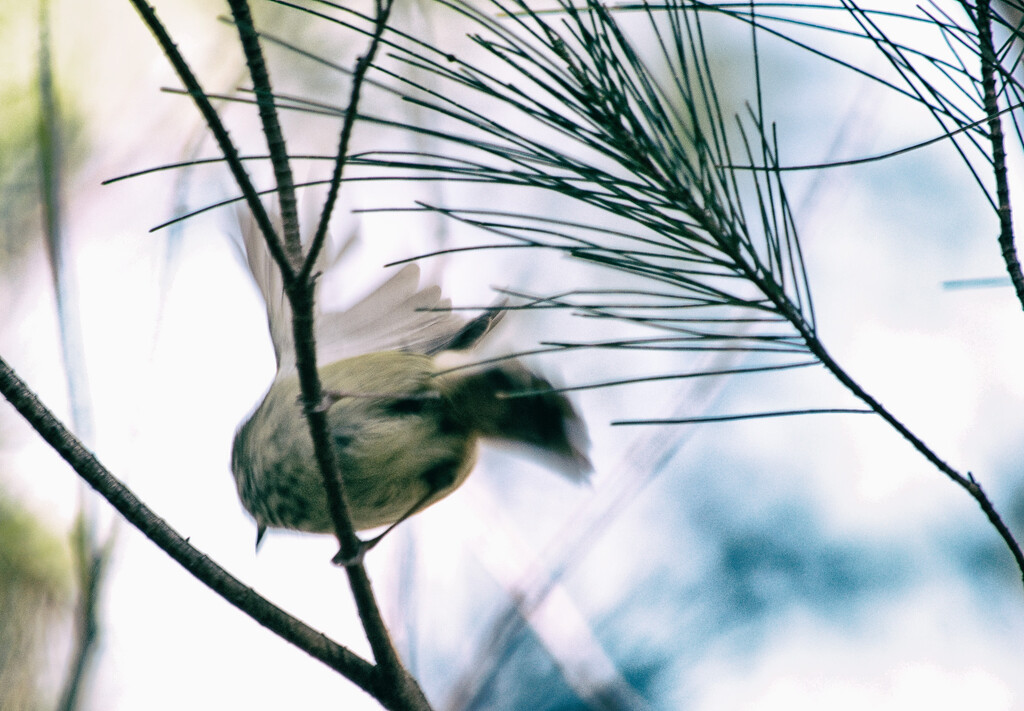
xmin=443 ymin=363 xmax=591 ymax=480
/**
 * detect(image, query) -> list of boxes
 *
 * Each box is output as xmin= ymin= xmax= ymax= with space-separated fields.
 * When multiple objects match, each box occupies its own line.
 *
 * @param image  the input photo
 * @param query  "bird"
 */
xmin=230 ymin=212 xmax=591 ymax=564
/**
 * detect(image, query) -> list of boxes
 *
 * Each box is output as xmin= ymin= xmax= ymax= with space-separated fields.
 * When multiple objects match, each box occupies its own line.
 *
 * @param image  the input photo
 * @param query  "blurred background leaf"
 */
xmin=0 ymin=491 xmax=71 ymax=711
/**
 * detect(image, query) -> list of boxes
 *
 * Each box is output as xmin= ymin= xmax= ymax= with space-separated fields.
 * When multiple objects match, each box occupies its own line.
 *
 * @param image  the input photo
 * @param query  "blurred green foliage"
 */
xmin=0 ymin=0 xmax=84 ymax=264
xmin=0 ymin=489 xmax=72 ymax=711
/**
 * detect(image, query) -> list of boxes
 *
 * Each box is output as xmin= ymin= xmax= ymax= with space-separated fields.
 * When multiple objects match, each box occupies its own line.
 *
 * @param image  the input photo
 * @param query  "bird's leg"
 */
xmin=331 ymin=487 xmax=438 ymax=567
xmin=331 ymin=460 xmax=460 ymax=567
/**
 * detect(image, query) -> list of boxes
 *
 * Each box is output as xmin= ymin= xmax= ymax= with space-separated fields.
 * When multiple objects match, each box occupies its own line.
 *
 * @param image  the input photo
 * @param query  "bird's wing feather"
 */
xmin=238 ymin=206 xmax=295 ymax=371
xmin=238 ymin=208 xmax=498 ymax=373
xmin=315 ymin=264 xmax=468 ymax=362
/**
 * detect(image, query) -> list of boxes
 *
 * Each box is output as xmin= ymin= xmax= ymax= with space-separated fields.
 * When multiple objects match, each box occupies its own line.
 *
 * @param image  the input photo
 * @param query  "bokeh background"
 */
xmin=2 ymin=1 xmax=1023 ymax=709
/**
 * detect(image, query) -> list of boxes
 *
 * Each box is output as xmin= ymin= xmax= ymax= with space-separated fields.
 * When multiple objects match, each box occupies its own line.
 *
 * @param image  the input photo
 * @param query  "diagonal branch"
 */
xmin=301 ymin=0 xmax=396 ymax=281
xmin=126 ymin=0 xmax=293 ymax=281
xmin=763 ymin=288 xmax=1024 ymax=587
xmin=227 ymin=0 xmax=304 ymax=263
xmin=221 ymin=0 xmax=427 ymax=702
xmin=126 ymin=1 xmax=429 ymax=706
xmin=0 ymin=354 xmax=379 ymax=693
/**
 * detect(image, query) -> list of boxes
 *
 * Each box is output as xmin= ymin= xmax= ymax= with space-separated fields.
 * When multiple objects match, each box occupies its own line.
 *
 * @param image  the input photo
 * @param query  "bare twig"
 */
xmin=219 ymin=0 xmax=427 ymax=704
xmin=127 ymin=0 xmax=292 ymax=279
xmin=762 ymin=287 xmax=1024 ymax=588
xmin=227 ymin=0 xmax=304 ymax=263
xmin=300 ymin=0 xmax=395 ymax=280
xmin=0 ymin=354 xmax=380 ymax=693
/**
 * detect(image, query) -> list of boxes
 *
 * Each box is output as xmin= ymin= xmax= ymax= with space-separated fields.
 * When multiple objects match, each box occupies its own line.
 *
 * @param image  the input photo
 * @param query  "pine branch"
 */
xmin=278 ymin=0 xmax=1024 ymax=586
xmin=127 ymin=0 xmax=291 ymax=280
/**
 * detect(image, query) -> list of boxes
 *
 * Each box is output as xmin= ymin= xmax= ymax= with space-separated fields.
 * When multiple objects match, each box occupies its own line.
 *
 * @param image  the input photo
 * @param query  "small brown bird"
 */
xmin=230 ymin=215 xmax=591 ymax=563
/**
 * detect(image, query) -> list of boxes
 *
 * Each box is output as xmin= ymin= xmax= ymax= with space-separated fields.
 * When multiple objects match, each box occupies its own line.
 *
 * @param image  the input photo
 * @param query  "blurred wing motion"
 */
xmin=232 ymin=208 xmax=591 ymax=558
xmin=439 ymin=362 xmax=591 ymax=481
xmin=238 ymin=209 xmax=500 ymax=374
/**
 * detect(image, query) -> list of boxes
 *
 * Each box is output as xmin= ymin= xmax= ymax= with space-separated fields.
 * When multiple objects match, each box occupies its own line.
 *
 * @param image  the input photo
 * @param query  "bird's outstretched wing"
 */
xmin=237 ymin=209 xmax=502 ymax=375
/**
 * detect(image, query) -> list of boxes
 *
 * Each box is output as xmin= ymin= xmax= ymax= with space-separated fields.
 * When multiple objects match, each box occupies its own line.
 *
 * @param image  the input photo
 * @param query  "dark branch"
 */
xmin=0 ymin=354 xmax=380 ymax=694
xmin=126 ymin=0 xmax=292 ymax=280
xmin=301 ymin=0 xmax=396 ymax=280
xmin=975 ymin=0 xmax=1024 ymax=311
xmin=227 ymin=0 xmax=304 ymax=264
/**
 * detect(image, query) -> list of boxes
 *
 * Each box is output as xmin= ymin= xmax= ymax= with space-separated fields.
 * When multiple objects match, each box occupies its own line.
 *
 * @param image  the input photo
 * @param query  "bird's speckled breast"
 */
xmin=231 ymin=352 xmax=478 ymax=534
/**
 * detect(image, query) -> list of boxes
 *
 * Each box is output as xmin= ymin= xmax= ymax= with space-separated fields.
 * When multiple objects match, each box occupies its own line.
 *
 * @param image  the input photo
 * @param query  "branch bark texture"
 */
xmin=0 ymin=354 xmax=380 ymax=695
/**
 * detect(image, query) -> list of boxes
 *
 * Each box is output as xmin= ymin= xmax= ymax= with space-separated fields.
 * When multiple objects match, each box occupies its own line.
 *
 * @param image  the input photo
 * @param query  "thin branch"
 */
xmin=127 ymin=1 xmax=429 ymax=705
xmin=613 ymin=407 xmax=873 ymax=424
xmin=283 ymin=282 xmax=420 ymax=693
xmin=772 ymin=295 xmax=1024 ymax=586
xmin=234 ymin=0 xmax=427 ymax=702
xmin=126 ymin=0 xmax=292 ymax=281
xmin=975 ymin=0 xmax=1024 ymax=310
xmin=734 ymin=98 xmax=1024 ymax=172
xmin=226 ymin=0 xmax=304 ymax=263
xmin=0 ymin=354 xmax=380 ymax=694
xmin=503 ymin=359 xmax=819 ymax=395
xmin=301 ymin=0 xmax=396 ymax=280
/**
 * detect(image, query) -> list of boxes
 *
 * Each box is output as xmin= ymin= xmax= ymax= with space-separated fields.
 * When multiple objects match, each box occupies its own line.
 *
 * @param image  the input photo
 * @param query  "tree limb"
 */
xmin=0 ymin=354 xmax=380 ymax=694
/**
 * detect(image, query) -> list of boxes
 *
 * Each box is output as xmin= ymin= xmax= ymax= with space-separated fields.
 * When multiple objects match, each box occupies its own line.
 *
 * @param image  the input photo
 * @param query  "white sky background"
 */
xmin=1 ymin=1 xmax=1023 ymax=709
